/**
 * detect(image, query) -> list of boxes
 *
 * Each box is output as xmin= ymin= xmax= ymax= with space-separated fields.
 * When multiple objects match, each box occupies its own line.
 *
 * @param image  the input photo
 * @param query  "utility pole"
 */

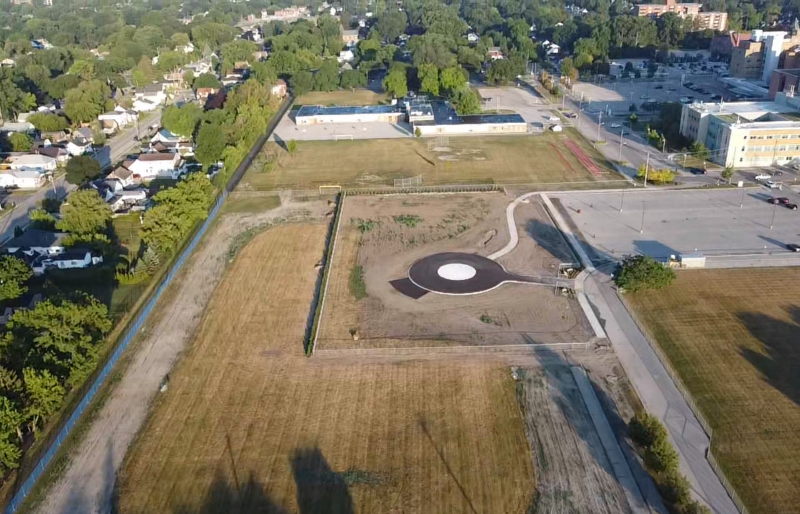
xmin=740 ymin=183 xmax=746 ymax=209
xmin=644 ymin=152 xmax=650 ymax=187
xmin=597 ymin=111 xmax=603 ymax=142
xmin=770 ymin=201 xmax=776 ymax=229
xmin=619 ymin=128 xmax=625 ymax=161
xmin=662 ymin=137 xmax=666 ymax=154
xmin=683 ymin=152 xmax=687 ymax=169
xmin=640 ymin=202 xmax=646 ymax=233
xmin=619 ymin=189 xmax=625 ymax=212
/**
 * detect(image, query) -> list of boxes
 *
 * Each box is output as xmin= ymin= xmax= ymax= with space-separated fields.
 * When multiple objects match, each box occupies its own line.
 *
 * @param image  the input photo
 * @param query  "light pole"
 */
xmin=644 ymin=152 xmax=650 ymax=187
xmin=619 ymin=128 xmax=625 ymax=161
xmin=740 ymin=185 xmax=746 ymax=209
xmin=770 ymin=201 xmax=776 ymax=229
xmin=597 ymin=111 xmax=603 ymax=142
xmin=619 ymin=189 xmax=625 ymax=212
xmin=640 ymin=202 xmax=646 ymax=233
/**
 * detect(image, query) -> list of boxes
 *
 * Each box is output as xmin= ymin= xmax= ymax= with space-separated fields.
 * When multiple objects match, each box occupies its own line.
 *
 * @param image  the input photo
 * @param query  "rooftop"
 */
xmin=5 ymin=229 xmax=67 ymax=250
xmin=296 ymin=104 xmax=403 ymax=117
xmin=137 ymin=152 xmax=177 ymax=162
xmin=428 ymin=101 xmax=525 ymax=126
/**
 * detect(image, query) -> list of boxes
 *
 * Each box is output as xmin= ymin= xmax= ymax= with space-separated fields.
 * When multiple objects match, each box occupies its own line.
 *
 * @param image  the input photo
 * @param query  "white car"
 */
xmin=679 ymin=97 xmax=691 ymax=103
xmin=610 ymin=123 xmax=622 ymax=128
xmin=547 ymin=115 xmax=560 ymax=122
xmin=755 ymin=173 xmax=771 ymax=180
xmin=765 ymin=180 xmax=781 ymax=189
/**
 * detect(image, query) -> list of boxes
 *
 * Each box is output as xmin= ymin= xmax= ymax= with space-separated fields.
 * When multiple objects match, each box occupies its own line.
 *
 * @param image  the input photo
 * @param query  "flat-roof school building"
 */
xmin=294 ymin=100 xmax=527 ymax=135
xmin=295 ymin=105 xmax=405 ymax=125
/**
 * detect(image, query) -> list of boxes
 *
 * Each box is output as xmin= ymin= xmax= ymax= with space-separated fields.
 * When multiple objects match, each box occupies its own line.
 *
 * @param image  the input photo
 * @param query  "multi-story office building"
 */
xmin=679 ymin=93 xmax=800 ymax=167
xmin=633 ymin=0 xmax=728 ymax=30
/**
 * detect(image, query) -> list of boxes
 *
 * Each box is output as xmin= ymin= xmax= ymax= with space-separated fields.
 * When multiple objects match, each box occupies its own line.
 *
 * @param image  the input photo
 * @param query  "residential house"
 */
xmin=222 ymin=71 xmax=245 ymax=86
xmin=98 ymin=107 xmax=138 ymax=133
xmin=135 ymin=84 xmax=168 ymax=105
xmin=31 ymin=249 xmax=103 ymax=276
xmin=5 ymin=229 xmax=68 ymax=256
xmin=7 ymin=154 xmax=57 ymax=172
xmin=342 ymin=29 xmax=359 ymax=47
xmin=271 ymin=79 xmax=287 ymax=98
xmin=184 ymin=60 xmax=213 ymax=76
xmin=39 ymin=130 xmax=69 ymax=143
xmin=0 ymin=170 xmax=46 ymax=189
xmin=34 ymin=145 xmax=70 ymax=165
xmin=150 ymin=129 xmax=193 ymax=154
xmin=0 ymin=58 xmax=14 ymax=68
xmin=36 ymin=104 xmax=57 ymax=113
xmin=31 ymin=39 xmax=53 ymax=50
xmin=195 ymin=87 xmax=217 ymax=100
xmin=234 ymin=61 xmax=251 ymax=71
xmin=133 ymin=98 xmax=159 ymax=112
xmin=163 ymin=70 xmax=186 ymax=87
xmin=151 ymin=129 xmax=188 ymax=145
xmin=340 ymin=62 xmax=353 ymax=71
xmin=253 ymin=50 xmax=269 ymax=62
xmin=241 ymin=29 xmax=263 ymax=42
xmin=467 ymin=32 xmax=480 ymax=43
xmin=487 ymin=47 xmax=504 ymax=60
xmin=338 ymin=49 xmax=355 ymax=63
xmin=108 ymin=187 xmax=148 ymax=213
xmin=175 ymin=42 xmax=195 ymax=54
xmin=0 ymin=122 xmax=35 ymax=135
xmin=66 ymin=138 xmax=92 ymax=156
xmin=74 ymin=127 xmax=94 ymax=142
xmin=107 ymin=166 xmax=135 ymax=186
xmin=126 ymin=152 xmax=182 ymax=180
xmin=205 ymin=89 xmax=227 ymax=110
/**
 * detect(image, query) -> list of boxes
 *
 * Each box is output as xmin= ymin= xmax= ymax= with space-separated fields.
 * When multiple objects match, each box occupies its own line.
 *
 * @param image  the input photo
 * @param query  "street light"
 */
xmin=619 ymin=189 xmax=625 ymax=212
xmin=770 ymin=201 xmax=777 ymax=230
xmin=640 ymin=202 xmax=646 ymax=233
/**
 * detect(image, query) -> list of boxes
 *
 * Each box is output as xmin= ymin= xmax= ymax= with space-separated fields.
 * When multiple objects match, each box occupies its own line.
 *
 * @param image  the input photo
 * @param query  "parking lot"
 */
xmin=552 ymin=188 xmax=800 ymax=261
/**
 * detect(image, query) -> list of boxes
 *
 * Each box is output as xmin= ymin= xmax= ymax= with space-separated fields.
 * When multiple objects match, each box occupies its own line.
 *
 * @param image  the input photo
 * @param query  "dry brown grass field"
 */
xmin=628 ymin=268 xmax=800 ymax=514
xmin=297 ymin=89 xmax=389 ymax=106
xmin=316 ymin=194 xmax=592 ymax=350
xmin=116 ymin=223 xmax=535 ymax=514
xmin=242 ymin=131 xmax=617 ymax=191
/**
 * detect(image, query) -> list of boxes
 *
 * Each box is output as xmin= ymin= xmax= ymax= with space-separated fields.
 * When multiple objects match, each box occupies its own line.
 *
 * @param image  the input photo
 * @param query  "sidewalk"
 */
xmin=541 ymin=193 xmax=740 ymax=514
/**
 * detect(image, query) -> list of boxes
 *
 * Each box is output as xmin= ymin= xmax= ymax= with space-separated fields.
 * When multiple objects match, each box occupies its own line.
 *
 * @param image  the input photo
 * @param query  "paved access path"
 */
xmin=541 ymin=194 xmax=740 ymax=514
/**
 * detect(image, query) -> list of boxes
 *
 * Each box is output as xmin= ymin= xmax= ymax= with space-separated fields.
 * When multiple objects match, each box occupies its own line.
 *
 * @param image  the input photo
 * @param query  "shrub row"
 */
xmin=629 ymin=412 xmax=711 ymax=514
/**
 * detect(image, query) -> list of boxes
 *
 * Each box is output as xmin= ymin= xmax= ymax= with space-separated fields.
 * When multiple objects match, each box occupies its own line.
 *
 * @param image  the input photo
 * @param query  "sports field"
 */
xmin=627 ymin=268 xmax=800 ymax=514
xmin=297 ymin=89 xmax=388 ymax=106
xmin=116 ymin=223 xmax=535 ymax=513
xmin=242 ymin=131 xmax=618 ymax=191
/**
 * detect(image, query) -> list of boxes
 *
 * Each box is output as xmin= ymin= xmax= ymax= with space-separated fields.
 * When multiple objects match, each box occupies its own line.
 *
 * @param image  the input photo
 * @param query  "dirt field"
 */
xmin=628 ymin=269 xmax=800 ymax=514
xmin=31 ymin=194 xmax=329 ymax=514
xmin=241 ymin=132 xmax=617 ymax=191
xmin=297 ymin=89 xmax=389 ymax=106
xmin=517 ymin=366 xmax=633 ymax=513
xmin=116 ymin=224 xmax=536 ymax=514
xmin=316 ymin=193 xmax=593 ymax=350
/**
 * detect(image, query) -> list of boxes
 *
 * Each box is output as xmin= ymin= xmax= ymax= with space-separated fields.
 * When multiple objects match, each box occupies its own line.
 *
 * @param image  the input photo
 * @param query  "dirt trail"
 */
xmin=33 ymin=195 xmax=329 ymax=514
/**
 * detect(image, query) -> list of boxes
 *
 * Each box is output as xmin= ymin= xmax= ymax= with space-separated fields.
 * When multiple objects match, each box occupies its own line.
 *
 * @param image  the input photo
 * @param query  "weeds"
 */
xmin=393 ymin=214 xmax=423 ymax=228
xmin=349 ymin=264 xmax=367 ymax=300
xmin=352 ymin=218 xmax=379 ymax=233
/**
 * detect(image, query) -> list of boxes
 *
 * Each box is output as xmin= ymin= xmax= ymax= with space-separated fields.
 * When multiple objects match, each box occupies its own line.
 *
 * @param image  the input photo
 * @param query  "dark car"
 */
xmin=786 ymin=203 xmax=798 ymax=210
xmin=788 ymin=243 xmax=800 ymax=252
xmin=777 ymin=197 xmax=791 ymax=204
xmin=768 ymin=197 xmax=781 ymax=204
xmin=688 ymin=167 xmax=707 ymax=175
xmin=654 ymin=85 xmax=663 ymax=89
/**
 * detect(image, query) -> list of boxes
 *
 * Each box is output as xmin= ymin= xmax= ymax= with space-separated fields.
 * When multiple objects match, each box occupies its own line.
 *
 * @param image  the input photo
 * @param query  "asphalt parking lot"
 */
xmin=270 ymin=109 xmax=413 ymax=141
xmin=552 ymin=188 xmax=800 ymax=261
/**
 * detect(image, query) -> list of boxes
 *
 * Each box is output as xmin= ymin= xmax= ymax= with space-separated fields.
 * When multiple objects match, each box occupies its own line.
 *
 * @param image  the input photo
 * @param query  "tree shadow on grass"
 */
xmin=168 ymin=469 xmax=289 ymax=514
xmin=290 ymin=447 xmax=354 ymax=514
xmin=738 ymin=306 xmax=800 ymax=409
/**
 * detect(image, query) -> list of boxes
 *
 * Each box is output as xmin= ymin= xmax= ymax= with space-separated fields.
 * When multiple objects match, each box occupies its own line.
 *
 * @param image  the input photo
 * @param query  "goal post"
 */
xmin=333 ymin=134 xmax=354 ymax=141
xmin=319 ymin=185 xmax=342 ymax=195
xmin=394 ymin=175 xmax=423 ymax=188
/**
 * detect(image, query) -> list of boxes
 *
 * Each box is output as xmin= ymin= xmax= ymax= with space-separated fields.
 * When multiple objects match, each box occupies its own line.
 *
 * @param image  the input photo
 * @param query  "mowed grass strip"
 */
xmin=627 ymin=268 xmax=800 ymax=514
xmin=244 ymin=133 xmax=612 ymax=191
xmin=117 ymin=223 xmax=534 ymax=514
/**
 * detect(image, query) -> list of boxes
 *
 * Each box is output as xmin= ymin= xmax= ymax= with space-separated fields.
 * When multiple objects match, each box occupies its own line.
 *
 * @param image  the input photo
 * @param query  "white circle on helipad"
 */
xmin=437 ymin=263 xmax=476 ymax=281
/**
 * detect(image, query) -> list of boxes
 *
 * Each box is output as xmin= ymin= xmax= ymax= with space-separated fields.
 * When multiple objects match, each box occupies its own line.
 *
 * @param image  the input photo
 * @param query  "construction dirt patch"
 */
xmin=316 ymin=193 xmax=593 ymax=350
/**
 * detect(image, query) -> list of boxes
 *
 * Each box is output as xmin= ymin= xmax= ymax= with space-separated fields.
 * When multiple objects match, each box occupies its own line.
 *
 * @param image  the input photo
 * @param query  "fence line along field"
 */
xmin=627 ymin=268 xmax=800 ymax=514
xmin=242 ymin=132 xmax=615 ymax=191
xmin=116 ymin=223 xmax=535 ymax=514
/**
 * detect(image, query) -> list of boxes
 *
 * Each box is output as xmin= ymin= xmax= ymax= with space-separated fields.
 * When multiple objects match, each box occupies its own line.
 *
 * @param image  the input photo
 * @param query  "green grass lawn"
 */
xmin=628 ymin=269 xmax=800 ymax=514
xmin=221 ymin=194 xmax=281 ymax=214
xmin=242 ymin=131 xmax=619 ymax=191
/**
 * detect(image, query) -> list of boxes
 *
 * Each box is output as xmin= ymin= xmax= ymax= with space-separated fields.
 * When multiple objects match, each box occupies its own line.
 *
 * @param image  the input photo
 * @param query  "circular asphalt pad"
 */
xmin=408 ymin=252 xmax=532 ymax=295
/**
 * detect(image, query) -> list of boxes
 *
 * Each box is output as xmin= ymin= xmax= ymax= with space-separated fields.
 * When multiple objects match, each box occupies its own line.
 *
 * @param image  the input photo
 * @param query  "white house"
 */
xmin=175 ymin=42 xmax=195 ymax=54
xmin=135 ymin=84 xmax=167 ymax=105
xmin=98 ymin=107 xmax=138 ymax=133
xmin=338 ymin=49 xmax=354 ymax=63
xmin=151 ymin=129 xmax=189 ymax=145
xmin=5 ymin=229 xmax=68 ymax=256
xmin=467 ymin=32 xmax=480 ymax=43
xmin=66 ymin=139 xmax=92 ymax=156
xmin=32 ymin=249 xmax=103 ymax=276
xmin=108 ymin=187 xmax=148 ymax=213
xmin=184 ymin=60 xmax=213 ymax=76
xmin=487 ymin=47 xmax=504 ymax=60
xmin=7 ymin=154 xmax=57 ymax=172
xmin=271 ymin=79 xmax=287 ymax=98
xmin=126 ymin=153 xmax=182 ymax=180
xmin=0 ymin=58 xmax=14 ymax=68
xmin=0 ymin=170 xmax=46 ymax=189
xmin=133 ymin=99 xmax=159 ymax=112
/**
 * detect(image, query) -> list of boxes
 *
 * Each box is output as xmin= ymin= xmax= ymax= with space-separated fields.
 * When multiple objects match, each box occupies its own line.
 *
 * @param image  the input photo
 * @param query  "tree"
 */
xmin=382 ymin=69 xmax=407 ymax=98
xmin=312 ymin=60 xmax=339 ymax=92
xmin=161 ymin=103 xmax=202 ymax=139
xmin=0 ymin=398 xmax=22 ymax=472
xmin=195 ymin=123 xmax=227 ymax=167
xmin=560 ymin=57 xmax=578 ymax=83
xmin=65 ymin=155 xmax=102 ymax=185
xmin=658 ymin=13 xmax=685 ymax=48
xmin=220 ymin=40 xmax=258 ymax=73
xmin=451 ymin=87 xmax=481 ymax=115
xmin=418 ymin=63 xmax=440 ymax=96
xmin=486 ymin=58 xmax=524 ymax=85
xmin=689 ymin=141 xmax=711 ymax=161
xmin=374 ymin=11 xmax=407 ymax=42
xmin=0 ymin=70 xmax=36 ymax=121
xmin=64 ymin=80 xmax=112 ymax=124
xmin=721 ymin=167 xmax=734 ymax=184
xmin=22 ymin=368 xmax=64 ymax=433
xmin=0 ymin=256 xmax=32 ymax=302
xmin=193 ymin=73 xmax=222 ymax=90
xmin=251 ymin=62 xmax=277 ymax=87
xmin=439 ymin=66 xmax=467 ymax=96
xmin=339 ymin=69 xmax=367 ymax=89
xmin=8 ymin=133 xmax=32 ymax=152
xmin=56 ymin=190 xmax=112 ymax=236
xmin=141 ymin=174 xmax=213 ymax=254
xmin=290 ymin=70 xmax=314 ymax=97
xmin=27 ymin=113 xmax=69 ymax=133
xmin=67 ymin=59 xmax=95 ymax=81
xmin=286 ymin=140 xmax=298 ymax=156
xmin=414 ymin=127 xmax=422 ymax=137
xmin=615 ymin=255 xmax=675 ymax=292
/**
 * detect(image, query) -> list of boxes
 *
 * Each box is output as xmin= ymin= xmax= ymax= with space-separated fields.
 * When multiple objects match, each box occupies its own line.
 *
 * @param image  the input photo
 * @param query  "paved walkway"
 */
xmin=541 ymin=194 xmax=740 ymax=514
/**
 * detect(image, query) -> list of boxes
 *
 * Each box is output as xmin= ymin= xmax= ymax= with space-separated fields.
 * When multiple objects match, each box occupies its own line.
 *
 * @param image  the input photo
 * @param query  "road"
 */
xmin=0 ymin=110 xmax=161 ymax=244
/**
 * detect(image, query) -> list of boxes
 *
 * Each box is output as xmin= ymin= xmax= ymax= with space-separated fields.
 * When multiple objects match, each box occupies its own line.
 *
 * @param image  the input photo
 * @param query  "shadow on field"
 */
xmin=739 ymin=306 xmax=800 ymax=409
xmin=290 ymin=447 xmax=354 ymax=514
xmin=169 ymin=470 xmax=288 ymax=514
xmin=525 ymin=219 xmax=578 ymax=263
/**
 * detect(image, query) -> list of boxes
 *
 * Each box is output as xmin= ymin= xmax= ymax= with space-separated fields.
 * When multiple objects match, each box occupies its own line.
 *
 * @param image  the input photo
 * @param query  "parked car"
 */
xmin=680 ymin=97 xmax=691 ymax=103
xmin=786 ymin=203 xmax=798 ymax=210
xmin=654 ymin=85 xmax=663 ymax=89
xmin=610 ymin=123 xmax=622 ymax=128
xmin=547 ymin=115 xmax=560 ymax=122
xmin=788 ymin=243 xmax=800 ymax=252
xmin=768 ymin=197 xmax=781 ymax=204
xmin=755 ymin=173 xmax=771 ymax=180
xmin=688 ymin=167 xmax=707 ymax=175
xmin=777 ymin=197 xmax=791 ymax=204
xmin=766 ymin=181 xmax=781 ymax=189
xmin=564 ymin=112 xmax=577 ymax=119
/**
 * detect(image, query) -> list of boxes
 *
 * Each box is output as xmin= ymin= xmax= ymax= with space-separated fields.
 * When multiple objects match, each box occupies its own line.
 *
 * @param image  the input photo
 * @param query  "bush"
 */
xmin=615 ymin=255 xmax=675 ymax=292
xmin=628 ymin=412 xmax=667 ymax=448
xmin=349 ymin=264 xmax=367 ymax=300
xmin=645 ymin=437 xmax=680 ymax=474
